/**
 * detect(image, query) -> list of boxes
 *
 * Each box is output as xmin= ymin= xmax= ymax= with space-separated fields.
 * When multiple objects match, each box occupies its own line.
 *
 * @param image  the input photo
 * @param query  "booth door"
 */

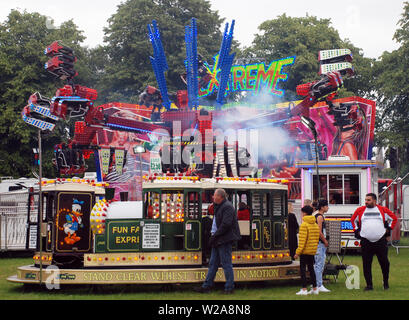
xmin=271 ymin=190 xmax=287 ymax=250
xmin=250 ymin=191 xmax=273 ymax=250
xmin=184 ymin=190 xmax=201 ymax=251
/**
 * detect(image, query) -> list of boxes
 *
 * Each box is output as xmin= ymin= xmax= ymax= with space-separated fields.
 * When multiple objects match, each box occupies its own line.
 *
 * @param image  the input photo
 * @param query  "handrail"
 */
xmin=389 ymin=218 xmax=409 ymax=254
xmin=379 ymin=172 xmax=409 ymax=198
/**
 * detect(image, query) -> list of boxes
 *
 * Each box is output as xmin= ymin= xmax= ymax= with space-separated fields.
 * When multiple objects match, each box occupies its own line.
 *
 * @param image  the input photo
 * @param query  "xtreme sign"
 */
xmin=199 ymin=55 xmax=296 ymax=98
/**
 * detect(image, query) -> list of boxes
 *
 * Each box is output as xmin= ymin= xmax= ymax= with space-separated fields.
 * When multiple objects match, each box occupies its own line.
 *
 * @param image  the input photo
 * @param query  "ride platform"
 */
xmin=7 ymin=262 xmax=300 ymax=285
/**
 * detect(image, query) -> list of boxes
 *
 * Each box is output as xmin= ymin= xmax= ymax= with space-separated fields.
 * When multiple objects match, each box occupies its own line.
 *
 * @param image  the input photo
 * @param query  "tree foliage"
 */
xmin=374 ymin=1 xmax=409 ymax=177
xmin=0 ymin=10 xmax=91 ymax=177
xmin=243 ymin=14 xmax=374 ymax=100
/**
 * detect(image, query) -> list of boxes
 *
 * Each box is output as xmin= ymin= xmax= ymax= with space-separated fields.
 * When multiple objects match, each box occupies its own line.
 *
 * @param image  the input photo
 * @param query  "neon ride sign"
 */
xmin=199 ymin=55 xmax=296 ymax=98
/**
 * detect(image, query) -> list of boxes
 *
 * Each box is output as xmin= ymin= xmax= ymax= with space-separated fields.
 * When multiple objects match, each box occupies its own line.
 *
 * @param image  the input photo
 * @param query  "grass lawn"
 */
xmin=1 ymin=245 xmax=409 ymax=300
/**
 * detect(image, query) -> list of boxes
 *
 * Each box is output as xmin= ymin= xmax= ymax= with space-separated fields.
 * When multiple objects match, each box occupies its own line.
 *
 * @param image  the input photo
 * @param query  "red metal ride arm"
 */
xmin=290 ymin=71 xmax=343 ymax=118
xmin=234 ymin=71 xmax=344 ymax=128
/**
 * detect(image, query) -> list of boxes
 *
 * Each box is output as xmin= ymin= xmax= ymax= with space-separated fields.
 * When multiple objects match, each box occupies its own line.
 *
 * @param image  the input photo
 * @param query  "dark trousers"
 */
xmin=361 ymin=236 xmax=390 ymax=287
xmin=289 ymin=235 xmax=297 ymax=260
xmin=300 ymin=254 xmax=317 ymax=288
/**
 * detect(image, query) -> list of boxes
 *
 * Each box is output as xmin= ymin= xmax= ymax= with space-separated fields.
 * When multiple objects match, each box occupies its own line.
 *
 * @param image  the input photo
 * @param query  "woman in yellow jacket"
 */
xmin=294 ymin=206 xmax=320 ymax=295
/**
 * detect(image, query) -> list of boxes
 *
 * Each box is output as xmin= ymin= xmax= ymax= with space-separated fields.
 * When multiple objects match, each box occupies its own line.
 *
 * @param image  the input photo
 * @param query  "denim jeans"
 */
xmin=314 ymin=241 xmax=327 ymax=287
xmin=202 ymin=242 xmax=234 ymax=291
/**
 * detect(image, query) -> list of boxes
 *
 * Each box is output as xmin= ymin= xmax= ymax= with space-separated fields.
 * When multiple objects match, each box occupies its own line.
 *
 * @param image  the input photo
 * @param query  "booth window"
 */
xmin=236 ymin=192 xmax=249 ymax=211
xmin=251 ymin=192 xmax=262 ymax=217
xmin=185 ymin=191 xmax=200 ymax=219
xmin=262 ymin=193 xmax=270 ymax=217
xmin=162 ymin=191 xmax=184 ymax=222
xmin=344 ymin=175 xmax=360 ymax=204
xmin=29 ymin=193 xmax=39 ymax=223
xmin=272 ymin=192 xmax=283 ymax=216
xmin=144 ymin=191 xmax=161 ymax=220
xmin=329 ymin=175 xmax=343 ymax=204
xmin=46 ymin=194 xmax=54 ymax=221
xmin=42 ymin=194 xmax=48 ymax=222
xmin=313 ymin=174 xmax=360 ymax=205
xmin=250 ymin=192 xmax=269 ymax=217
xmin=144 ymin=191 xmax=185 ymax=222
xmin=237 ymin=191 xmax=250 ymax=220
xmin=312 ymin=175 xmax=328 ymax=202
xmin=239 ymin=193 xmax=248 ymax=204
xmin=201 ymin=190 xmax=214 ymax=216
xmin=226 ymin=189 xmax=236 ymax=206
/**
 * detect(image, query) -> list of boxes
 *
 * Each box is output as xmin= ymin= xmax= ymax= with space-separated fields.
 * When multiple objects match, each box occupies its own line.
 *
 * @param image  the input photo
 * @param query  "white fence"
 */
xmin=0 ymin=191 xmax=37 ymax=251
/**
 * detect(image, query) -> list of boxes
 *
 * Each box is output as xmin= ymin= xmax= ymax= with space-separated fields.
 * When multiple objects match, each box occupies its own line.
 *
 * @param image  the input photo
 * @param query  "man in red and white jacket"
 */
xmin=351 ymin=193 xmax=397 ymax=291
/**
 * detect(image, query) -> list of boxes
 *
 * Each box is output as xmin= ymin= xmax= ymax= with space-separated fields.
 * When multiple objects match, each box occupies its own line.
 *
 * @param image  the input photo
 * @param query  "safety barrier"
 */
xmin=390 ymin=218 xmax=409 ymax=254
xmin=0 ymin=212 xmax=28 ymax=250
xmin=0 ymin=191 xmax=37 ymax=251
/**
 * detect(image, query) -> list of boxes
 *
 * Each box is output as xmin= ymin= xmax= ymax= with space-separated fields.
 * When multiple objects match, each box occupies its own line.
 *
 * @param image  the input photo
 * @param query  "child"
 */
xmin=294 ymin=205 xmax=320 ymax=295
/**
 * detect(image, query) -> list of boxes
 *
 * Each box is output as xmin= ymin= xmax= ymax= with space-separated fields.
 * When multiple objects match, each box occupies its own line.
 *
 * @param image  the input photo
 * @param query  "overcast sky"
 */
xmin=0 ymin=0 xmax=406 ymax=59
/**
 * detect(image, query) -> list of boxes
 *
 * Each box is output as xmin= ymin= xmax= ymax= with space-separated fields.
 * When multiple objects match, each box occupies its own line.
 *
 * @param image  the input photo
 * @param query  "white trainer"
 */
xmin=296 ymin=289 xmax=310 ymax=295
xmin=308 ymin=288 xmax=319 ymax=295
xmin=318 ymin=285 xmax=331 ymax=293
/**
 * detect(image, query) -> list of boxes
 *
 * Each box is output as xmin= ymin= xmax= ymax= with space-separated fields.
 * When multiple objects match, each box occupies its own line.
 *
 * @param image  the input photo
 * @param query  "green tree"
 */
xmin=374 ymin=1 xmax=409 ymax=179
xmin=243 ymin=14 xmax=374 ymax=101
xmin=0 ymin=9 xmax=91 ymax=177
xmin=97 ymin=0 xmax=225 ymax=104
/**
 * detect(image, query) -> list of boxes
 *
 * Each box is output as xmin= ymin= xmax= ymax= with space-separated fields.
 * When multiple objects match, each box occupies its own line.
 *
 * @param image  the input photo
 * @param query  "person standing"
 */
xmin=351 ymin=193 xmax=397 ymax=290
xmin=313 ymin=199 xmax=331 ymax=293
xmin=287 ymin=202 xmax=299 ymax=260
xmin=312 ymin=201 xmax=318 ymax=214
xmin=195 ymin=188 xmax=241 ymax=294
xmin=237 ymin=202 xmax=250 ymax=220
xmin=303 ymin=199 xmax=313 ymax=207
xmin=294 ymin=206 xmax=320 ymax=295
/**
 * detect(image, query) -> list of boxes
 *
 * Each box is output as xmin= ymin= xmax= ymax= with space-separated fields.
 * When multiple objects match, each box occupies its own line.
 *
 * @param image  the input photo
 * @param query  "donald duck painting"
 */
xmin=63 ymin=198 xmax=84 ymax=245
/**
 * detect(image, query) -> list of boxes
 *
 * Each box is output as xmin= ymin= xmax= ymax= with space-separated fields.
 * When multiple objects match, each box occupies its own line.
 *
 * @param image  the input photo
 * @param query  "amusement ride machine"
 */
xmin=8 ymin=18 xmax=358 ymax=286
